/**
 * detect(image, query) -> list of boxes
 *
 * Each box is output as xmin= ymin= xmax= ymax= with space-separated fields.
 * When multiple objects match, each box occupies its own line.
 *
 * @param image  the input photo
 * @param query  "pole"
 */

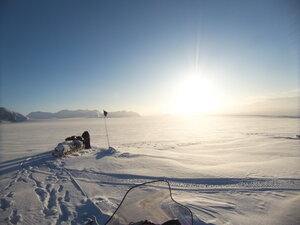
xmin=104 ymin=114 xmax=110 ymax=148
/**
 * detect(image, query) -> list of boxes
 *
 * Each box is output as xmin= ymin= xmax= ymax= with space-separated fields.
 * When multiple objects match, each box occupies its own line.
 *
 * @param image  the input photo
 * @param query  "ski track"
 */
xmin=1 ymin=149 xmax=300 ymax=225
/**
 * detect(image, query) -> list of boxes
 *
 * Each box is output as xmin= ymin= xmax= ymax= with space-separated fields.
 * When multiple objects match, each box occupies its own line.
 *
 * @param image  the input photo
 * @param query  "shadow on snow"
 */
xmin=95 ymin=147 xmax=118 ymax=159
xmin=0 ymin=151 xmax=54 ymax=176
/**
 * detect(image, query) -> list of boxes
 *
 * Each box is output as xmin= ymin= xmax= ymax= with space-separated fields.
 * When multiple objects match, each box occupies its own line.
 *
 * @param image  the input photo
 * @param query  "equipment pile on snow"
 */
xmin=52 ymin=131 xmax=91 ymax=157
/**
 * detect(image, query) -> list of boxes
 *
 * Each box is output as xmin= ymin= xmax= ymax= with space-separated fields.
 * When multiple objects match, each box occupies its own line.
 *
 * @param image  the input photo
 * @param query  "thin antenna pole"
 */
xmin=104 ymin=116 xmax=110 ymax=148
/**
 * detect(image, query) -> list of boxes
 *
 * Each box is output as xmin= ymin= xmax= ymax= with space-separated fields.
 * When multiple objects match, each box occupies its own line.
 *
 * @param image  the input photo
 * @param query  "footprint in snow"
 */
xmin=57 ymin=197 xmax=71 ymax=222
xmin=6 ymin=192 xmax=14 ymax=198
xmin=16 ymin=176 xmax=27 ymax=183
xmin=28 ymin=173 xmax=43 ymax=188
xmin=35 ymin=188 xmax=48 ymax=203
xmin=42 ymin=188 xmax=58 ymax=217
xmin=43 ymin=208 xmax=58 ymax=217
xmin=46 ymin=183 xmax=53 ymax=192
xmin=0 ymin=198 xmax=11 ymax=211
xmin=46 ymin=175 xmax=57 ymax=182
xmin=47 ymin=188 xmax=58 ymax=210
xmin=64 ymin=190 xmax=70 ymax=202
xmin=8 ymin=209 xmax=22 ymax=224
xmin=58 ymin=185 xmax=64 ymax=193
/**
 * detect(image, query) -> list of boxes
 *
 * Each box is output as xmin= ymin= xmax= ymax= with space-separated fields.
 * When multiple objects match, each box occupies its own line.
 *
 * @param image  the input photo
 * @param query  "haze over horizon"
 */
xmin=1 ymin=0 xmax=299 ymax=116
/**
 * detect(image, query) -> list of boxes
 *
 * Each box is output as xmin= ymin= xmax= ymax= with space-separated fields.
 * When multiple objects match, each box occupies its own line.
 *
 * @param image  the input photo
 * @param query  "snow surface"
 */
xmin=0 ymin=116 xmax=300 ymax=225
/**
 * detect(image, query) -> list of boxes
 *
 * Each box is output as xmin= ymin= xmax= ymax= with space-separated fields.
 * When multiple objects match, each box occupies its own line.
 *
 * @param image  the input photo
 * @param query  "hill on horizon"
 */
xmin=27 ymin=109 xmax=140 ymax=119
xmin=0 ymin=107 xmax=28 ymax=122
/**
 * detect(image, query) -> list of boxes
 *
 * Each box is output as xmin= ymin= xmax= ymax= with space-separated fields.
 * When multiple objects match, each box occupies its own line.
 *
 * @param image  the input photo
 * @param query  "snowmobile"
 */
xmin=52 ymin=139 xmax=84 ymax=157
xmin=52 ymin=131 xmax=91 ymax=157
xmin=104 ymin=180 xmax=193 ymax=225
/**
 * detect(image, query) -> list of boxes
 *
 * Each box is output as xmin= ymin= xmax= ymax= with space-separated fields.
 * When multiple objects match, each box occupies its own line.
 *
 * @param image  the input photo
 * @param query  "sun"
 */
xmin=171 ymin=76 xmax=220 ymax=115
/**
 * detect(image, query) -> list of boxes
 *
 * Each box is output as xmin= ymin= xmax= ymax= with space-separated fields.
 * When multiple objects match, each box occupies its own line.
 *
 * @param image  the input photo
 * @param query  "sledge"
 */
xmin=52 ymin=139 xmax=84 ymax=157
xmin=52 ymin=131 xmax=91 ymax=157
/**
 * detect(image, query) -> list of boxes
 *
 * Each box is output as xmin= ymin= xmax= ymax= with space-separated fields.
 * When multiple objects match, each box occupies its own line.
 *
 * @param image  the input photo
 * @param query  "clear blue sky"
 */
xmin=1 ymin=0 xmax=299 ymax=115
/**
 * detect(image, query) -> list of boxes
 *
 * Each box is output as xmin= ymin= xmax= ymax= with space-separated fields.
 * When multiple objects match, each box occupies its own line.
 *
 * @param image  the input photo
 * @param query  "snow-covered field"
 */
xmin=1 ymin=116 xmax=300 ymax=225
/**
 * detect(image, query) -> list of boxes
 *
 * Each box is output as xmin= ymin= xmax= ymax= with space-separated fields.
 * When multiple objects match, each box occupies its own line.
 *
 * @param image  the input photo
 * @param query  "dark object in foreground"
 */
xmin=129 ymin=219 xmax=181 ymax=225
xmin=162 ymin=220 xmax=181 ymax=225
xmin=105 ymin=180 xmax=193 ymax=225
xmin=53 ymin=131 xmax=91 ymax=157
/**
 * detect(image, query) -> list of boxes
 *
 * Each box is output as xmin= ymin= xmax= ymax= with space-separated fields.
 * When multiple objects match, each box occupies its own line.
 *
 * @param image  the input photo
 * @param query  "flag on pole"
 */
xmin=103 ymin=110 xmax=108 ymax=117
xmin=103 ymin=110 xmax=110 ymax=148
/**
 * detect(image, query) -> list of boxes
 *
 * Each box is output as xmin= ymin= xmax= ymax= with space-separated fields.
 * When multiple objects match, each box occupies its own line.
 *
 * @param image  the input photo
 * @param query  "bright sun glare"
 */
xmin=171 ymin=76 xmax=221 ymax=115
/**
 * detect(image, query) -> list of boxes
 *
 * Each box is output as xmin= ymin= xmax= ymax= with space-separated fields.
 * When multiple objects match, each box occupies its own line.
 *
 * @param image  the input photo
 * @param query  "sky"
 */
xmin=0 ymin=0 xmax=299 ymax=115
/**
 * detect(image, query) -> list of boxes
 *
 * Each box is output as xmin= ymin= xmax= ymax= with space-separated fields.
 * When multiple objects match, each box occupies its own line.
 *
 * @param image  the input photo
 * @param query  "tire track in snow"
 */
xmin=66 ymin=167 xmax=300 ymax=192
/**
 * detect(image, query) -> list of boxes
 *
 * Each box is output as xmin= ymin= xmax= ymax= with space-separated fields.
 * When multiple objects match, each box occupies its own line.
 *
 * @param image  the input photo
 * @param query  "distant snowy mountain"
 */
xmin=27 ymin=109 xmax=140 ymax=119
xmin=0 ymin=107 xmax=28 ymax=122
xmin=27 ymin=111 xmax=54 ymax=119
xmin=27 ymin=109 xmax=101 ymax=119
xmin=105 ymin=111 xmax=140 ymax=118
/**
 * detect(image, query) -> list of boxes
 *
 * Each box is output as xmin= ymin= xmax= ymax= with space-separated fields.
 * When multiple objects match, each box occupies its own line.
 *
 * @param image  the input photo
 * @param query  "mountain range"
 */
xmin=27 ymin=110 xmax=140 ymax=119
xmin=0 ymin=108 xmax=140 ymax=122
xmin=27 ymin=109 xmax=101 ymax=119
